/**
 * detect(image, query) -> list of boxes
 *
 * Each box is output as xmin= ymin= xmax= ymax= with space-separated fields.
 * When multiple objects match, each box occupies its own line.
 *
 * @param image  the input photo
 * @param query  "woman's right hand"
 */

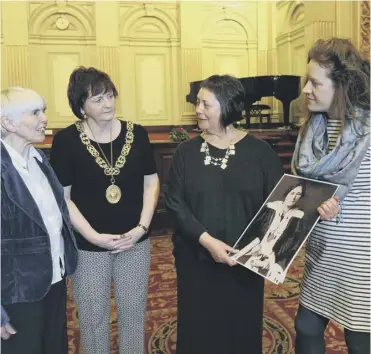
xmin=199 ymin=232 xmax=239 ymax=266
xmin=318 ymin=196 xmax=340 ymax=220
xmin=91 ymin=233 xmax=132 ymax=251
xmin=1 ymin=322 xmax=16 ymax=340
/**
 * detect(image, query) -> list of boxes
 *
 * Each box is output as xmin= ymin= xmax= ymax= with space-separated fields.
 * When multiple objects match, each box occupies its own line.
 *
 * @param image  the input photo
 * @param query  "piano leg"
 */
xmin=245 ymin=110 xmax=251 ymax=129
xmin=283 ymin=101 xmax=291 ymax=128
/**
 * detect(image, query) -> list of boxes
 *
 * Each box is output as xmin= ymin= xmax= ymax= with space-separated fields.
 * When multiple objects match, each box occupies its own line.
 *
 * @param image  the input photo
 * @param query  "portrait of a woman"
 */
xmin=232 ymin=180 xmax=306 ymax=282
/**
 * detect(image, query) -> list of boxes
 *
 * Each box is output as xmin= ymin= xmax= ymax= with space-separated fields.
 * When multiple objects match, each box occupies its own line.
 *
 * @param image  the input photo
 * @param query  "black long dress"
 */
xmin=165 ymin=134 xmax=284 ymax=354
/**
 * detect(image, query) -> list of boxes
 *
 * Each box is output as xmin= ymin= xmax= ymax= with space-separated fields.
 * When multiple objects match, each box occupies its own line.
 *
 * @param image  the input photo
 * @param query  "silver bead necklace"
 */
xmin=200 ymin=141 xmax=235 ymax=170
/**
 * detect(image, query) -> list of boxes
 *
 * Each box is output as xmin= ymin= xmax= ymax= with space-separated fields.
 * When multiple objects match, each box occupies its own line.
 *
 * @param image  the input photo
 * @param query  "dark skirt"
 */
xmin=175 ymin=246 xmax=265 ymax=354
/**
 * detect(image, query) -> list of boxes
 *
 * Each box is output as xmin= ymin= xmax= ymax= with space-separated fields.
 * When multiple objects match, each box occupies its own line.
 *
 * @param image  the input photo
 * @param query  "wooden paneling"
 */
xmin=153 ymin=143 xmax=178 ymax=193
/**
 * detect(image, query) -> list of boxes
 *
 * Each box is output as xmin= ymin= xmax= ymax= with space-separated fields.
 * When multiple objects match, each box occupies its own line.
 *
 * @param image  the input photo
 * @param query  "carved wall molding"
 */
xmin=120 ymin=5 xmax=178 ymax=41
xmin=203 ymin=18 xmax=248 ymax=50
xmin=29 ymin=3 xmax=95 ymax=38
xmin=276 ymin=27 xmax=304 ymax=46
xmin=290 ymin=3 xmax=305 ymax=28
xmin=29 ymin=37 xmax=96 ymax=45
xmin=200 ymin=8 xmax=252 ymax=79
xmin=203 ymin=10 xmax=256 ymax=42
xmin=131 ymin=17 xmax=169 ymax=38
xmin=202 ymin=40 xmax=249 ymax=49
xmin=276 ymin=1 xmax=292 ymax=10
xmin=117 ymin=4 xmax=180 ymax=126
xmin=279 ymin=1 xmax=304 ymax=35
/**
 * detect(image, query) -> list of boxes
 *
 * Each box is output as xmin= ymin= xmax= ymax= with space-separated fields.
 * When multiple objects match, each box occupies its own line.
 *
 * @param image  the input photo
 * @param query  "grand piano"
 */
xmin=186 ymin=75 xmax=301 ymax=127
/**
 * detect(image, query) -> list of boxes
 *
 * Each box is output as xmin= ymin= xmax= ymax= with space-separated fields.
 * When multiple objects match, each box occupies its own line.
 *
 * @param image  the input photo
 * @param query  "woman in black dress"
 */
xmin=165 ymin=74 xmax=284 ymax=354
xmin=50 ymin=67 xmax=159 ymax=354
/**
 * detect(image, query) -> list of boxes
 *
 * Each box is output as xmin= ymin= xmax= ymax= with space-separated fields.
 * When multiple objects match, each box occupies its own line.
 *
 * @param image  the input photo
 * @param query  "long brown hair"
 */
xmin=301 ymin=38 xmax=370 ymax=133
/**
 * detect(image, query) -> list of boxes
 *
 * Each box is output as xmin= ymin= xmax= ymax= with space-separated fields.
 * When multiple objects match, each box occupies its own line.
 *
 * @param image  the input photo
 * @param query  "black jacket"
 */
xmin=1 ymin=144 xmax=78 ymax=323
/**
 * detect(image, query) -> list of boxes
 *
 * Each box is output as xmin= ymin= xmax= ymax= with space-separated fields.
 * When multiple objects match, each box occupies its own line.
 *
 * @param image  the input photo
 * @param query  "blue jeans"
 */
xmin=295 ymin=305 xmax=370 ymax=354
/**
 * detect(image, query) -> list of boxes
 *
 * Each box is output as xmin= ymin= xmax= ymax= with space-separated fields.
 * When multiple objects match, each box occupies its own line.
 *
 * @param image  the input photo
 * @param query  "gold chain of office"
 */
xmin=75 ymin=120 xmax=134 ymax=176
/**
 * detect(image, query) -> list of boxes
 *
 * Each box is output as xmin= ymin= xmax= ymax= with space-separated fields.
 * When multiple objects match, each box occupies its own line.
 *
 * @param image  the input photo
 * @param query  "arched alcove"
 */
xmin=203 ymin=10 xmax=254 ymax=43
xmin=118 ymin=5 xmax=179 ymax=126
xmin=120 ymin=6 xmax=177 ymax=40
xmin=290 ymin=3 xmax=305 ymax=31
xmin=29 ymin=3 xmax=94 ymax=37
xmin=281 ymin=1 xmax=305 ymax=35
xmin=128 ymin=16 xmax=171 ymax=40
xmin=204 ymin=18 xmax=247 ymax=43
xmin=201 ymin=10 xmax=252 ymax=78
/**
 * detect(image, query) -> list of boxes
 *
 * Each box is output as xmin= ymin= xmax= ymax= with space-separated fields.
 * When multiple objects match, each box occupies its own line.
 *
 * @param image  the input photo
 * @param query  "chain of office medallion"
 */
xmin=75 ymin=120 xmax=134 ymax=176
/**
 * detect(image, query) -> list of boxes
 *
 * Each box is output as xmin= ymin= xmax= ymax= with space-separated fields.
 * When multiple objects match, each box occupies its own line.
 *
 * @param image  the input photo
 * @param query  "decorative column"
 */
xmin=257 ymin=1 xmax=270 ymax=76
xmin=179 ymin=3 xmax=203 ymax=124
xmin=303 ymin=1 xmax=336 ymax=50
xmin=95 ymin=2 xmax=121 ymax=112
xmin=97 ymin=46 xmax=120 ymax=90
xmin=2 ymin=2 xmax=30 ymax=87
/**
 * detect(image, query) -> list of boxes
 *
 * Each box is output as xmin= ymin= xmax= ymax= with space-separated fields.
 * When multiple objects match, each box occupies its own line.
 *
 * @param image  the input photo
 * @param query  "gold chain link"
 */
xmin=75 ymin=120 xmax=134 ymax=176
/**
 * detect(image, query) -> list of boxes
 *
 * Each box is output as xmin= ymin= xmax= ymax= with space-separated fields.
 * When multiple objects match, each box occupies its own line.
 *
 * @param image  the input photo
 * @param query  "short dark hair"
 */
xmin=283 ymin=180 xmax=307 ymax=199
xmin=200 ymin=74 xmax=245 ymax=128
xmin=67 ymin=67 xmax=118 ymax=120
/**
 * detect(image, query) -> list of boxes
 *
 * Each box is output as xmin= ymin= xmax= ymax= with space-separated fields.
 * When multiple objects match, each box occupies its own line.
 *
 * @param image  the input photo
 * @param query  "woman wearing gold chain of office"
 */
xmin=50 ymin=67 xmax=159 ymax=354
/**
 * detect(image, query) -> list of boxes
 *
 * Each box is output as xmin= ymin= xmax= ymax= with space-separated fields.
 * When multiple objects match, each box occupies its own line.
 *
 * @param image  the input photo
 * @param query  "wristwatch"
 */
xmin=137 ymin=223 xmax=148 ymax=234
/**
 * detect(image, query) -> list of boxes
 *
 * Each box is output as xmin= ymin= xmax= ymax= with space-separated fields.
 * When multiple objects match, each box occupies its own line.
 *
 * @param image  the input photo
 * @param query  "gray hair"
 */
xmin=1 ymin=87 xmax=45 ymax=137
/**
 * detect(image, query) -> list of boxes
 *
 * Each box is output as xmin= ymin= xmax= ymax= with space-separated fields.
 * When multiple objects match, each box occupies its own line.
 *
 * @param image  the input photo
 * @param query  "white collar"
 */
xmin=1 ymin=139 xmax=42 ymax=170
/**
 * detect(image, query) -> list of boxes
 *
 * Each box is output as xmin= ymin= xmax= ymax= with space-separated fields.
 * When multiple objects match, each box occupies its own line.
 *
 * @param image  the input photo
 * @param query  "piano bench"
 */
xmin=246 ymin=104 xmax=271 ymax=127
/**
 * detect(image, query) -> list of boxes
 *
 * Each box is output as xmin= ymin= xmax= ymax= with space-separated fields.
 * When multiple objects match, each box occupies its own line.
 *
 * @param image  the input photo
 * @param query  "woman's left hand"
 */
xmin=318 ymin=196 xmax=340 ymax=220
xmin=110 ymin=227 xmax=146 ymax=254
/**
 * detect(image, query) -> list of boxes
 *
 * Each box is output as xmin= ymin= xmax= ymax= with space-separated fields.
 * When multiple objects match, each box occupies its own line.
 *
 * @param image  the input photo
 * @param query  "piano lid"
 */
xmin=239 ymin=75 xmax=301 ymax=106
xmin=186 ymin=75 xmax=301 ymax=126
xmin=186 ymin=75 xmax=300 ymax=105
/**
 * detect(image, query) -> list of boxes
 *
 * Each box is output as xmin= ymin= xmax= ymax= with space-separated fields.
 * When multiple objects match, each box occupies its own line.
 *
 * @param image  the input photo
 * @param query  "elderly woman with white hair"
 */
xmin=0 ymin=87 xmax=78 ymax=354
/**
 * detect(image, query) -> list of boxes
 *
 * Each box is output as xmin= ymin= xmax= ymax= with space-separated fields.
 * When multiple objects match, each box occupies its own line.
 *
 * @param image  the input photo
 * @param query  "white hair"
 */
xmin=1 ymin=87 xmax=45 ymax=137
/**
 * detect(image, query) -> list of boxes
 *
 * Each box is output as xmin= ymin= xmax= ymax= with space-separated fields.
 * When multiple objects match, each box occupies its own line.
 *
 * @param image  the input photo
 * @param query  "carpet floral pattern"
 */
xmin=67 ymin=235 xmax=347 ymax=354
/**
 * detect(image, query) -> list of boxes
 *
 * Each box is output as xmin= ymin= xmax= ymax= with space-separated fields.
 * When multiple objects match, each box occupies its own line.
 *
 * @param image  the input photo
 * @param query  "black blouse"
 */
xmin=165 ymin=134 xmax=284 ymax=258
xmin=50 ymin=120 xmax=157 ymax=252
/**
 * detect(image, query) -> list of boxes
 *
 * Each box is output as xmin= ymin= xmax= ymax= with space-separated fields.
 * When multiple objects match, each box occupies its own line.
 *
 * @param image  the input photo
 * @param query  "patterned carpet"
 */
xmin=67 ymin=235 xmax=347 ymax=354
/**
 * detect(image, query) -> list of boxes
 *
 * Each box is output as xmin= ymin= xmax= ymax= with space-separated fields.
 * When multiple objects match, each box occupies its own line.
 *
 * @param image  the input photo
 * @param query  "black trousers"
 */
xmin=2 ymin=279 xmax=68 ymax=354
xmin=295 ymin=305 xmax=370 ymax=354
